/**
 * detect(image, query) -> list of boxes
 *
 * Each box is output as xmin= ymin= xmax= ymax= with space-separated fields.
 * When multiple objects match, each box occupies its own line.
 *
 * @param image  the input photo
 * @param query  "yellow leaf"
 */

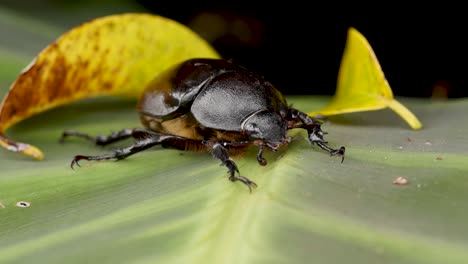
xmin=0 ymin=13 xmax=220 ymax=160
xmin=309 ymin=27 xmax=423 ymax=130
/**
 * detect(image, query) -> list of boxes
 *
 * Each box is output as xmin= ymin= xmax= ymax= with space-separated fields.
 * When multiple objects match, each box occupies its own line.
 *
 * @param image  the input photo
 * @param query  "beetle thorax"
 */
xmin=241 ymin=109 xmax=289 ymax=149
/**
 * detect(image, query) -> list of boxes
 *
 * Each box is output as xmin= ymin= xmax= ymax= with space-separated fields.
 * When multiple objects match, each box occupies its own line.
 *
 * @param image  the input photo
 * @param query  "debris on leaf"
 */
xmin=15 ymin=201 xmax=31 ymax=207
xmin=309 ymin=27 xmax=423 ymax=131
xmin=393 ymin=176 xmax=409 ymax=185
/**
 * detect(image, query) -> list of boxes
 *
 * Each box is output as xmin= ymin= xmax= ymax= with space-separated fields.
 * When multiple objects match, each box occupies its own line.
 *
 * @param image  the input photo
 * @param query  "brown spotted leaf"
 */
xmin=0 ymin=13 xmax=220 ymax=160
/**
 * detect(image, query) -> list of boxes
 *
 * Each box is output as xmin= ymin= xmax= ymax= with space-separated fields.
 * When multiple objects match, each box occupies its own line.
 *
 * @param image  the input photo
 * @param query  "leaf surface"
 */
xmin=0 ymin=96 xmax=467 ymax=264
xmin=0 ymin=8 xmax=466 ymax=264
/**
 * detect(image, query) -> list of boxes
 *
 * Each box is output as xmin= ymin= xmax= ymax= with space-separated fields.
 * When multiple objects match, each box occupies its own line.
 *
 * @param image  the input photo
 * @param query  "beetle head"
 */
xmin=241 ymin=109 xmax=289 ymax=150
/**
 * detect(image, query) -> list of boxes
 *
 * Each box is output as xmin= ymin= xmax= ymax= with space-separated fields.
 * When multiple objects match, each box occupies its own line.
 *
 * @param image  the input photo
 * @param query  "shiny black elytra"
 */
xmin=61 ymin=58 xmax=345 ymax=192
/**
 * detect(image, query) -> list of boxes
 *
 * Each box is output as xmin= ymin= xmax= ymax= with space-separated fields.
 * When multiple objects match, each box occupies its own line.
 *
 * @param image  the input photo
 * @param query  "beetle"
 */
xmin=61 ymin=58 xmax=345 ymax=192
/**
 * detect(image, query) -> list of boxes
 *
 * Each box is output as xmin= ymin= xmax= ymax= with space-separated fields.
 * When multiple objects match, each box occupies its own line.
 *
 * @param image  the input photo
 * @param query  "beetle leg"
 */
xmin=256 ymin=142 xmax=267 ymax=166
xmin=315 ymin=142 xmax=346 ymax=163
xmin=211 ymin=142 xmax=257 ymax=192
xmin=287 ymin=108 xmax=346 ymax=162
xmin=70 ymin=133 xmax=202 ymax=168
xmin=70 ymin=133 xmax=258 ymax=191
xmin=70 ymin=134 xmax=174 ymax=168
xmin=60 ymin=128 xmax=155 ymax=146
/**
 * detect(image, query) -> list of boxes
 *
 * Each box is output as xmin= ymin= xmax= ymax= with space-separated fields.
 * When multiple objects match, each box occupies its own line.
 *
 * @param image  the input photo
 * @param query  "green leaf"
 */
xmin=1 ymin=96 xmax=467 ymax=264
xmin=1 ymin=6 xmax=467 ymax=264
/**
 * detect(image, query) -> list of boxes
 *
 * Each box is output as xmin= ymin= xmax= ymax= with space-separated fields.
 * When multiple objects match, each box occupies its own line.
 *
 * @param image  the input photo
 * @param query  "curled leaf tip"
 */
xmin=384 ymin=97 xmax=423 ymax=130
xmin=22 ymin=144 xmax=45 ymax=160
xmin=309 ymin=27 xmax=423 ymax=130
xmin=0 ymin=133 xmax=44 ymax=160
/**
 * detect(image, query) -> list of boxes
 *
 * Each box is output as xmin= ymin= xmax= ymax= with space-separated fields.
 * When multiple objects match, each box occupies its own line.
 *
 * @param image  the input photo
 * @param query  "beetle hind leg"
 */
xmin=70 ymin=133 xmax=196 ymax=168
xmin=60 ymin=128 xmax=154 ymax=146
xmin=70 ymin=135 xmax=167 ymax=168
xmin=211 ymin=142 xmax=257 ymax=192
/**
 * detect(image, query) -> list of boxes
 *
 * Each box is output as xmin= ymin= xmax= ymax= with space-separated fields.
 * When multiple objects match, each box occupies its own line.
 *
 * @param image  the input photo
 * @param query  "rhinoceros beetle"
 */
xmin=61 ymin=58 xmax=345 ymax=192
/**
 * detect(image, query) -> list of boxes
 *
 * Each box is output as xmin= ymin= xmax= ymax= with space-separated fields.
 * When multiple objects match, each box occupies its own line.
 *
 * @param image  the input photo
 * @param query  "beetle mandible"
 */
xmin=61 ymin=58 xmax=345 ymax=192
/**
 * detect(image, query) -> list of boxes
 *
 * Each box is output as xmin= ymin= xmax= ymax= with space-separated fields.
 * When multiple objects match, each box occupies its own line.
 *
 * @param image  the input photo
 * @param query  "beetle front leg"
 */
xmin=288 ymin=108 xmax=345 ymax=162
xmin=256 ymin=142 xmax=267 ymax=166
xmin=211 ymin=142 xmax=257 ymax=192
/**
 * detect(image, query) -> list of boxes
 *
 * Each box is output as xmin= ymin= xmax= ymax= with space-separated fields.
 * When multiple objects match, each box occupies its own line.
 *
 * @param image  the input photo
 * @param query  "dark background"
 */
xmin=2 ymin=1 xmax=467 ymax=98
xmin=136 ymin=1 xmax=467 ymax=99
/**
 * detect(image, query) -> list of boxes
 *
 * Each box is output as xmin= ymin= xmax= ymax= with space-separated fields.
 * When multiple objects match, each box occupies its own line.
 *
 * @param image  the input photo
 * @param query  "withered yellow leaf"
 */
xmin=309 ymin=27 xmax=423 ymax=130
xmin=0 ymin=13 xmax=220 ymax=160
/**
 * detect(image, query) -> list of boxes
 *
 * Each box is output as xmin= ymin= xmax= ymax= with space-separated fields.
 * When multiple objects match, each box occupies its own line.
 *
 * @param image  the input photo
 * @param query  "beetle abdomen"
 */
xmin=140 ymin=113 xmax=203 ymax=140
xmin=140 ymin=113 xmax=250 ymax=155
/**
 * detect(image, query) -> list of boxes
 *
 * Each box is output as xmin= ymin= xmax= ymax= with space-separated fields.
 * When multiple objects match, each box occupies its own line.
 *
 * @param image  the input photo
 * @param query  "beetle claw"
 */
xmin=70 ymin=155 xmax=88 ymax=169
xmin=257 ymin=156 xmax=267 ymax=166
xmin=229 ymin=175 xmax=258 ymax=193
xmin=335 ymin=146 xmax=346 ymax=163
xmin=70 ymin=159 xmax=79 ymax=169
xmin=329 ymin=146 xmax=346 ymax=163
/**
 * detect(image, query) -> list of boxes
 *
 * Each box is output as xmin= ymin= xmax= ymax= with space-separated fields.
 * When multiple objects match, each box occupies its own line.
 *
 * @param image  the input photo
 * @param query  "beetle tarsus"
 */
xmin=70 ymin=153 xmax=118 ymax=169
xmin=316 ymin=142 xmax=346 ymax=163
xmin=334 ymin=146 xmax=346 ymax=163
xmin=70 ymin=155 xmax=85 ymax=169
xmin=212 ymin=142 xmax=257 ymax=192
xmin=69 ymin=135 xmax=172 ymax=169
xmin=229 ymin=174 xmax=258 ymax=193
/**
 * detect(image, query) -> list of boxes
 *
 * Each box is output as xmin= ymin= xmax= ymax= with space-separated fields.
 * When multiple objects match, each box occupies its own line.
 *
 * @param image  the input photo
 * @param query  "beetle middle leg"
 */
xmin=211 ymin=142 xmax=257 ymax=192
xmin=287 ymin=108 xmax=345 ymax=162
